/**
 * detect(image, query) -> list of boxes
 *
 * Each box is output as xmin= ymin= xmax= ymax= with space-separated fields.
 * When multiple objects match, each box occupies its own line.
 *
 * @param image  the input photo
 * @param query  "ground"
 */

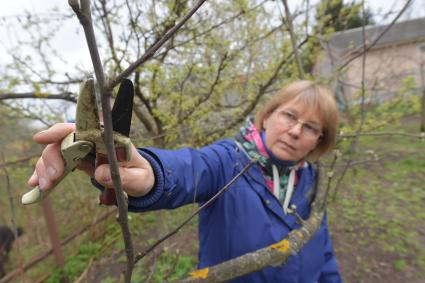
xmin=328 ymin=114 xmax=425 ymax=283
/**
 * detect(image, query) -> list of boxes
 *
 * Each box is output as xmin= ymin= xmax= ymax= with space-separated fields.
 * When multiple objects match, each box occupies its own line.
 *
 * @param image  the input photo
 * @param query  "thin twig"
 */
xmin=325 ymin=151 xmax=340 ymax=201
xmin=0 ymin=154 xmax=39 ymax=169
xmin=281 ymin=0 xmax=305 ymax=79
xmin=144 ymin=252 xmax=159 ymax=283
xmin=339 ymin=131 xmax=425 ymax=139
xmin=359 ymin=0 xmax=368 ymax=129
xmin=134 ymin=160 xmax=256 ymax=263
xmin=107 ymin=0 xmax=207 ymax=90
xmin=74 ymin=258 xmax=94 ymax=283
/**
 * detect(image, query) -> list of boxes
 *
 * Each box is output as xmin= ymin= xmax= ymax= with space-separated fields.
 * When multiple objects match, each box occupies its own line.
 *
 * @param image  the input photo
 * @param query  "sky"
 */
xmin=1 ymin=0 xmax=423 ymax=19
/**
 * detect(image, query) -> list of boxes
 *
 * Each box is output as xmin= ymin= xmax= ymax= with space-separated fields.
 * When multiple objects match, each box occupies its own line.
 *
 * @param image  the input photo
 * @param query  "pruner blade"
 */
xmin=112 ymin=78 xmax=134 ymax=138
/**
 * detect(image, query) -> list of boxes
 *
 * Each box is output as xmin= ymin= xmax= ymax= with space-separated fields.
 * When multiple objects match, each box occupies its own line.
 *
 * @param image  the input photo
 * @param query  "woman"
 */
xmin=27 ymin=80 xmax=342 ymax=282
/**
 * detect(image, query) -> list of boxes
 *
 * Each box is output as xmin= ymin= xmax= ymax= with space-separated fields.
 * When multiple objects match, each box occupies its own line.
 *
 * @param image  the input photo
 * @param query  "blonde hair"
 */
xmin=254 ymin=80 xmax=339 ymax=161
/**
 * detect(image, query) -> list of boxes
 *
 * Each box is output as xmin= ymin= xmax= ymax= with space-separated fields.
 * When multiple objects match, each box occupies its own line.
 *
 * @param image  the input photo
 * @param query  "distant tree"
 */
xmin=303 ymin=0 xmax=375 ymax=74
xmin=316 ymin=0 xmax=375 ymax=33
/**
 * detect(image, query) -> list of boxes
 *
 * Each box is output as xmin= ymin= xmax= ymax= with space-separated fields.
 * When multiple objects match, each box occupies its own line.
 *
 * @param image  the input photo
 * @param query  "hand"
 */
xmin=27 ymin=123 xmax=155 ymax=198
xmin=27 ymin=123 xmax=76 ymax=191
xmin=94 ymin=144 xmax=155 ymax=197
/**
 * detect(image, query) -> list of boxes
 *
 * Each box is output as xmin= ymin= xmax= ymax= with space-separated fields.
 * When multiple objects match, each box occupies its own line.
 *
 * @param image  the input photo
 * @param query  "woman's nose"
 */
xmin=287 ymin=122 xmax=303 ymax=137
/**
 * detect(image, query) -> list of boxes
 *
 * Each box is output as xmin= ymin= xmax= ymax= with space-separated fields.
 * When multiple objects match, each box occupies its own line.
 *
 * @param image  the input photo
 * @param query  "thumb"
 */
xmin=94 ymin=164 xmax=114 ymax=188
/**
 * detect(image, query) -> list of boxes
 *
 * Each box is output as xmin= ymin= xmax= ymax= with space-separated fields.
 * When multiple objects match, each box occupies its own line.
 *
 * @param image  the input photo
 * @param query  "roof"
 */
xmin=329 ymin=17 xmax=425 ymax=52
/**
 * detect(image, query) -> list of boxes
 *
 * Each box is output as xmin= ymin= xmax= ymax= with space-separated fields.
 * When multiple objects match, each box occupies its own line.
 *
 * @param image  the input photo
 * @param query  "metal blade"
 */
xmin=75 ymin=79 xmax=100 ymax=133
xmin=112 ymin=78 xmax=134 ymax=137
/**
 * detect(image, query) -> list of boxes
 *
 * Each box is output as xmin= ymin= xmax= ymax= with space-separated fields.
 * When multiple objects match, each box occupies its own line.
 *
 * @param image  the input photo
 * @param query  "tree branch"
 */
xmin=0 ymin=154 xmax=39 ymax=169
xmin=0 ymin=92 xmax=76 ymax=102
xmin=281 ymin=0 xmax=305 ymax=79
xmin=178 ymin=52 xmax=229 ymax=124
xmin=107 ymin=0 xmax=207 ymax=90
xmin=339 ymin=131 xmax=425 ymax=139
xmin=69 ymin=0 xmax=134 ymax=281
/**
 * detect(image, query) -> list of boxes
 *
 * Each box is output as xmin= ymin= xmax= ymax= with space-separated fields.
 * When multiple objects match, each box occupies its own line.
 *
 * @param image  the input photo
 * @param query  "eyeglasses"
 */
xmin=276 ymin=110 xmax=323 ymax=139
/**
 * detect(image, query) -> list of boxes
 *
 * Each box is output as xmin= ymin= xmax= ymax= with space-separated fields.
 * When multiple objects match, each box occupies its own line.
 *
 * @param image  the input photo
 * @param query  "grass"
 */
xmin=327 ymin=114 xmax=425 ymax=282
xmin=45 ymin=242 xmax=102 ymax=283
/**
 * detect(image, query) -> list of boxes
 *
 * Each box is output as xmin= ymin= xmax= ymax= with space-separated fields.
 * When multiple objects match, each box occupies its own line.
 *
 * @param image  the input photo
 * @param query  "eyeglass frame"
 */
xmin=275 ymin=109 xmax=323 ymax=139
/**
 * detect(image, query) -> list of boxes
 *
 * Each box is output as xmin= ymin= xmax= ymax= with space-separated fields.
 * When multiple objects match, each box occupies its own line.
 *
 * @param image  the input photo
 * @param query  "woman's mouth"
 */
xmin=279 ymin=140 xmax=296 ymax=151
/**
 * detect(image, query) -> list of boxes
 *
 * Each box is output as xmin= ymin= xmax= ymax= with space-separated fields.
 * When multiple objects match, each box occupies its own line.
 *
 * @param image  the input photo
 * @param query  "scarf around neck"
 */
xmin=235 ymin=117 xmax=304 ymax=214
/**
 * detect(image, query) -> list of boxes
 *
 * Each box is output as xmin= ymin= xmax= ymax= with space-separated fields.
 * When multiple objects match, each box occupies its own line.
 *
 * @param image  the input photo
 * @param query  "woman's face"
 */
xmin=262 ymin=99 xmax=323 ymax=161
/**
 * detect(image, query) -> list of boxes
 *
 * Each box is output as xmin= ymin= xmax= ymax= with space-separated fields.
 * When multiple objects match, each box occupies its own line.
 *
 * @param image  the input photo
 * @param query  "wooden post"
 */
xmin=41 ymin=197 xmax=65 ymax=268
xmin=419 ymin=62 xmax=425 ymax=132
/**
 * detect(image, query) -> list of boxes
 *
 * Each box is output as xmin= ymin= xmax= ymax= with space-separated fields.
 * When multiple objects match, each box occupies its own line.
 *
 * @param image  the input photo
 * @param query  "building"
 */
xmin=314 ymin=17 xmax=425 ymax=107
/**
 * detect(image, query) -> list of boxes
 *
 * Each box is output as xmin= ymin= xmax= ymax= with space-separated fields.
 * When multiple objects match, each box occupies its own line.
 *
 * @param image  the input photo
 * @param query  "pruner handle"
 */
xmin=21 ymin=133 xmax=94 ymax=205
xmin=97 ymin=148 xmax=128 ymax=206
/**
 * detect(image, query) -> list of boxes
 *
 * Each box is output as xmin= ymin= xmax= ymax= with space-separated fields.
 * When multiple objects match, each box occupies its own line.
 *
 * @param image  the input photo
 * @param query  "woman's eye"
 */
xmin=304 ymin=124 xmax=319 ymax=134
xmin=283 ymin=112 xmax=296 ymax=121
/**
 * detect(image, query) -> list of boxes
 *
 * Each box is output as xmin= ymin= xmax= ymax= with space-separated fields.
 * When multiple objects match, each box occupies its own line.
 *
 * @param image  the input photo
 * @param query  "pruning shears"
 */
xmin=22 ymin=78 xmax=135 ymax=206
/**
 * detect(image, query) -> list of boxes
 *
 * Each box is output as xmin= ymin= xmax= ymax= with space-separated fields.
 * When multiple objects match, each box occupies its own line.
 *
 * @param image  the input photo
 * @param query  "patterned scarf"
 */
xmin=235 ymin=118 xmax=302 ymax=206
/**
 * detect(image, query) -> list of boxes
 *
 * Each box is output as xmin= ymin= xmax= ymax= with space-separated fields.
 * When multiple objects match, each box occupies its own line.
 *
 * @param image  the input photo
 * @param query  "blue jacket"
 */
xmin=126 ymin=139 xmax=342 ymax=283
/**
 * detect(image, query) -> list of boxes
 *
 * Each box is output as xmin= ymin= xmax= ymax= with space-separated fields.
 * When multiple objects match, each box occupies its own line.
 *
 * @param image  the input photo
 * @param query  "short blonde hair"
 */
xmin=254 ymin=80 xmax=339 ymax=161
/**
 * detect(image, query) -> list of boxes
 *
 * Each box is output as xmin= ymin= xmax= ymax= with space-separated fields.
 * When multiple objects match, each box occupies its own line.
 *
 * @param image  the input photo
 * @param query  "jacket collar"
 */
xmin=243 ymin=159 xmax=316 ymax=230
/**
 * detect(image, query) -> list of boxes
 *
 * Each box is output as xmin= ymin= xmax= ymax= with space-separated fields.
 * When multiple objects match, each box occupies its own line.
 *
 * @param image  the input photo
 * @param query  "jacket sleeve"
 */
xmin=318 ymin=214 xmax=343 ymax=283
xmin=126 ymin=140 xmax=238 ymax=212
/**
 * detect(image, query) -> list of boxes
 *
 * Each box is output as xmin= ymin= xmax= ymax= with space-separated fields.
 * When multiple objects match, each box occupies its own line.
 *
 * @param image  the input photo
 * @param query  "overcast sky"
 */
xmin=1 ymin=0 xmax=423 ymax=18
xmin=0 ymin=0 xmax=423 ymax=70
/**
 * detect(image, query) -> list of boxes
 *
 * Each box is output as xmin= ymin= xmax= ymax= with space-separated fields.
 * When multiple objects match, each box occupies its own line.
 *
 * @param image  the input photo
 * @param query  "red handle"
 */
xmin=97 ymin=148 xmax=127 ymax=206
